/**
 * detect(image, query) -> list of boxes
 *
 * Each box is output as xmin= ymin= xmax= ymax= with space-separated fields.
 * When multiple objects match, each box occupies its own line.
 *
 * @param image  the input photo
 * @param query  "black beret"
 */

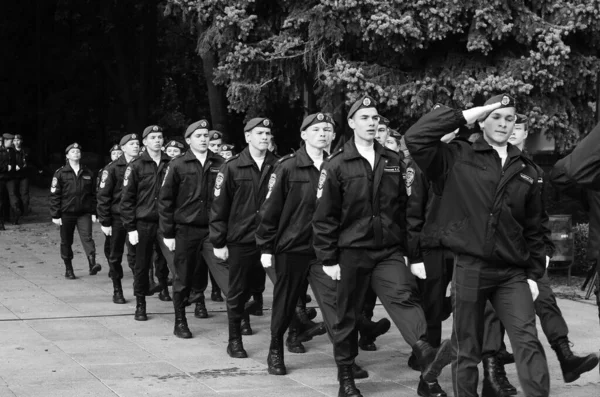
xmin=378 ymin=116 xmax=390 ymax=127
xmin=142 ymin=125 xmax=163 ymax=139
xmin=109 ymin=144 xmax=121 ymax=153
xmin=347 ymin=95 xmax=377 ymax=119
xmin=209 ymin=130 xmax=222 ymax=141
xmin=300 ymin=112 xmax=335 ymax=131
xmin=244 ymin=117 xmax=272 ymax=132
xmin=14 ymin=134 xmax=23 ymax=140
xmin=166 ymin=140 xmax=185 ymax=150
xmin=479 ymin=94 xmax=516 ymax=121
xmin=389 ymin=129 xmax=402 ymax=139
xmin=221 ymin=143 xmax=235 ymax=151
xmin=515 ymin=113 xmax=528 ymax=125
xmin=119 ymin=133 xmax=139 ymax=147
xmin=65 ymin=142 xmax=82 ymax=153
xmin=185 ymin=119 xmax=210 ymax=139
xmin=2 ymin=133 xmax=15 ymax=139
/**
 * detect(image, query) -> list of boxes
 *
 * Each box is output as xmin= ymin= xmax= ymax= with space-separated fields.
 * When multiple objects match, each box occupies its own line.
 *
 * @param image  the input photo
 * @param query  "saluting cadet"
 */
xmin=405 ymin=95 xmax=550 ymax=397
xmin=159 ymin=119 xmax=226 ymax=338
xmin=210 ymin=117 xmax=279 ymax=358
xmin=313 ymin=96 xmax=452 ymax=397
xmin=50 ymin=143 xmax=101 ymax=279
xmin=120 ymin=125 xmax=171 ymax=321
xmin=97 ymin=135 xmax=139 ymax=303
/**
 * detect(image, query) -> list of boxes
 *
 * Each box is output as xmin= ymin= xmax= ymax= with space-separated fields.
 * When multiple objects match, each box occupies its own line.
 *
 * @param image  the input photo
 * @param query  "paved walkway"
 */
xmin=0 ymin=189 xmax=599 ymax=396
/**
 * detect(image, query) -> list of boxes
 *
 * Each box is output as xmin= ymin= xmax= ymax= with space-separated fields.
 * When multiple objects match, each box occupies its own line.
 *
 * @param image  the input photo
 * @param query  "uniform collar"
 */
xmin=237 ymin=146 xmax=278 ymax=167
xmin=343 ymin=137 xmax=389 ymax=160
xmin=182 ymin=149 xmax=220 ymax=163
xmin=116 ymin=155 xmax=128 ymax=166
xmin=472 ymin=137 xmax=523 ymax=159
xmin=140 ymin=150 xmax=170 ymax=163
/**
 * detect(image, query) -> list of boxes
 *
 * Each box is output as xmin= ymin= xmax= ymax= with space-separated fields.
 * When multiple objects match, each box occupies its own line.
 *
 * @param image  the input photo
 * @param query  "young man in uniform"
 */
xmin=210 ymin=117 xmax=279 ymax=358
xmin=405 ymin=95 xmax=550 ymax=397
xmin=2 ymin=134 xmax=21 ymax=225
xmin=7 ymin=134 xmax=30 ymax=219
xmin=97 ymin=135 xmax=139 ymax=303
xmin=220 ymin=144 xmax=235 ymax=160
xmin=164 ymin=140 xmax=184 ymax=158
xmin=0 ymin=135 xmax=14 ymax=230
xmin=98 ymin=144 xmax=123 ymax=268
xmin=208 ymin=130 xmax=223 ymax=155
xmin=159 ymin=119 xmax=226 ymax=338
xmin=50 ymin=143 xmax=101 ymax=279
xmin=121 ymin=125 xmax=171 ymax=321
xmin=313 ymin=96 xmax=452 ymax=397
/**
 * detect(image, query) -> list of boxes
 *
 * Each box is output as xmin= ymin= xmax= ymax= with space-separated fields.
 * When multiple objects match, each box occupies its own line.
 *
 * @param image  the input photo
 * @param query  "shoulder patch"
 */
xmin=214 ymin=172 xmax=224 ymax=197
xmin=266 ymin=173 xmax=277 ymax=199
xmin=50 ymin=177 xmax=58 ymax=193
xmin=316 ymin=169 xmax=327 ymax=199
xmin=405 ymin=167 xmax=415 ymax=186
xmin=162 ymin=166 xmax=170 ymax=187
xmin=123 ymin=166 xmax=132 ymax=187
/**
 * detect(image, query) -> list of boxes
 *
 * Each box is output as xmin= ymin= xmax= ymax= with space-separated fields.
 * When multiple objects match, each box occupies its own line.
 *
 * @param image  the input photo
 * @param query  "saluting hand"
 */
xmin=163 ymin=238 xmax=176 ymax=252
xmin=410 ymin=262 xmax=427 ymax=279
xmin=52 ymin=218 xmax=62 ymax=226
xmin=101 ymin=226 xmax=112 ymax=236
xmin=261 ymin=254 xmax=273 ymax=268
xmin=461 ymin=102 xmax=502 ymax=124
xmin=527 ymin=279 xmax=539 ymax=301
xmin=128 ymin=230 xmax=139 ymax=246
xmin=214 ymin=246 xmax=229 ymax=261
xmin=323 ymin=264 xmax=341 ymax=281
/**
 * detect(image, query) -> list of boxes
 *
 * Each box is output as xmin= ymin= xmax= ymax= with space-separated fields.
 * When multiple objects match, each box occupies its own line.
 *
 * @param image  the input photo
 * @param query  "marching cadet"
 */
xmin=98 ymin=144 xmax=123 ymax=268
xmin=313 ymin=95 xmax=452 ymax=397
xmin=208 ymin=130 xmax=223 ymax=155
xmin=0 ymin=134 xmax=16 ymax=230
xmin=97 ymin=135 xmax=139 ymax=303
xmin=8 ymin=134 xmax=31 ymax=218
xmin=164 ymin=140 xmax=184 ymax=158
xmin=220 ymin=144 xmax=235 ymax=160
xmin=2 ymin=133 xmax=20 ymax=224
xmin=50 ymin=143 xmax=101 ymax=279
xmin=481 ymin=114 xmax=599 ymax=393
xmin=405 ymin=95 xmax=550 ymax=397
xmin=159 ymin=119 xmax=226 ymax=338
xmin=210 ymin=117 xmax=278 ymax=358
xmin=120 ymin=125 xmax=171 ymax=321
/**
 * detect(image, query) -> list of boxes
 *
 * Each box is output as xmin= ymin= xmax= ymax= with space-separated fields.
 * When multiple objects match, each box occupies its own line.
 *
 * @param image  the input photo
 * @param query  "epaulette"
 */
xmin=277 ymin=153 xmax=295 ymax=164
xmin=225 ymin=153 xmax=240 ymax=163
xmin=54 ymin=166 xmax=64 ymax=173
xmin=326 ymin=147 xmax=344 ymax=161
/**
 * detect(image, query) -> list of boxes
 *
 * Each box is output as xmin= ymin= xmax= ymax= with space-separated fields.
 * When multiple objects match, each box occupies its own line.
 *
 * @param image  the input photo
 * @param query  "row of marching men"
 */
xmin=48 ymin=93 xmax=600 ymax=397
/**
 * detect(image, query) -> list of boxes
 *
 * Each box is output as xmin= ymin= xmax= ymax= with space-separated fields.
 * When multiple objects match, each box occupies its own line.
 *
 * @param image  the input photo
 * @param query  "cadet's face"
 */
xmin=221 ymin=150 xmax=233 ymax=159
xmin=186 ymin=129 xmax=209 ymax=154
xmin=143 ymin=133 xmax=164 ymax=151
xmin=385 ymin=137 xmax=399 ymax=152
xmin=122 ymin=140 xmax=140 ymax=157
xmin=325 ymin=123 xmax=336 ymax=146
xmin=13 ymin=138 xmax=21 ymax=148
xmin=209 ymin=139 xmax=222 ymax=153
xmin=165 ymin=147 xmax=182 ymax=158
xmin=66 ymin=148 xmax=81 ymax=161
xmin=4 ymin=139 xmax=13 ymax=148
xmin=376 ymin=124 xmax=389 ymax=144
xmin=301 ymin=122 xmax=329 ymax=150
xmin=349 ymin=108 xmax=379 ymax=143
xmin=479 ymin=108 xmax=516 ymax=146
xmin=509 ymin=124 xmax=528 ymax=147
xmin=110 ymin=150 xmax=123 ymax=161
xmin=246 ymin=127 xmax=271 ymax=151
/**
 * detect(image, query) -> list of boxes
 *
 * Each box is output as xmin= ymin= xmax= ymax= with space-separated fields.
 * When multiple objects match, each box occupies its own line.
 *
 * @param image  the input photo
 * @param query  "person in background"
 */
xmin=97 ymin=144 xmax=123 ymax=270
xmin=208 ymin=130 xmax=223 ymax=155
xmin=7 ymin=134 xmax=31 ymax=218
xmin=384 ymin=129 xmax=402 ymax=153
xmin=164 ymin=140 xmax=184 ymax=158
xmin=220 ymin=144 xmax=235 ymax=160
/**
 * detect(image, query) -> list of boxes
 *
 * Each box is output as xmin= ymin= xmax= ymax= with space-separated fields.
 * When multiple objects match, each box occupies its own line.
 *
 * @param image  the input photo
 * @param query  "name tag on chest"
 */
xmin=384 ymin=166 xmax=401 ymax=173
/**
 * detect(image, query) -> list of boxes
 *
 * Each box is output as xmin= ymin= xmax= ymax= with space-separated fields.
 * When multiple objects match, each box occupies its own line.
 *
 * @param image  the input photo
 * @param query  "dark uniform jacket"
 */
xmin=120 ymin=151 xmax=171 ymax=232
xmin=0 ymin=147 xmax=15 ymax=180
xmin=256 ymin=146 xmax=324 ymax=255
xmin=12 ymin=148 xmax=29 ymax=178
xmin=159 ymin=150 xmax=224 ymax=238
xmin=97 ymin=156 xmax=130 ymax=227
xmin=406 ymin=156 xmax=435 ymax=264
xmin=49 ymin=163 xmax=96 ymax=218
xmin=209 ymin=146 xmax=279 ymax=248
xmin=312 ymin=138 xmax=408 ymax=266
xmin=405 ymin=107 xmax=546 ymax=280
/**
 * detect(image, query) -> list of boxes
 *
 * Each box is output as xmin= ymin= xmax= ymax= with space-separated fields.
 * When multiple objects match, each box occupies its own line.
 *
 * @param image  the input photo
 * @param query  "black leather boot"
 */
xmin=87 ymin=255 xmax=101 ymax=275
xmin=158 ymin=279 xmax=172 ymax=302
xmin=352 ymin=363 xmax=368 ymax=379
xmin=194 ymin=296 xmax=208 ymax=318
xmin=417 ymin=375 xmax=447 ymax=397
xmin=147 ymin=267 xmax=161 ymax=295
xmin=552 ymin=337 xmax=599 ymax=383
xmin=241 ymin=313 xmax=253 ymax=335
xmin=358 ymin=316 xmax=391 ymax=351
xmin=64 ymin=259 xmax=76 ymax=279
xmin=482 ymin=355 xmax=516 ymax=397
xmin=267 ymin=335 xmax=287 ymax=375
xmin=211 ymin=286 xmax=224 ymax=302
xmin=0 ymin=220 xmax=5 ymax=231
xmin=337 ymin=364 xmax=362 ymax=397
xmin=227 ymin=319 xmax=248 ymax=358
xmin=414 ymin=339 xmax=453 ymax=382
xmin=112 ymin=279 xmax=126 ymax=304
xmin=249 ymin=293 xmax=263 ymax=316
xmin=286 ymin=323 xmax=306 ymax=354
xmin=173 ymin=293 xmax=192 ymax=339
xmin=408 ymin=353 xmax=421 ymax=371
xmin=295 ymin=307 xmax=326 ymax=343
xmin=134 ymin=296 xmax=147 ymax=321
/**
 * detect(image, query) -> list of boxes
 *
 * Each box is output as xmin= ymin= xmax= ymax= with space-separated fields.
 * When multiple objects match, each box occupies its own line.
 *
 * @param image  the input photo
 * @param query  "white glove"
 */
xmin=410 ymin=262 xmax=427 ymax=279
xmin=101 ymin=226 xmax=112 ymax=236
xmin=214 ymin=246 xmax=229 ymax=261
xmin=261 ymin=253 xmax=273 ymax=268
xmin=163 ymin=238 xmax=176 ymax=252
xmin=128 ymin=230 xmax=139 ymax=245
xmin=7 ymin=165 xmax=11 ymax=171
xmin=15 ymin=165 xmax=20 ymax=171
xmin=545 ymin=256 xmax=550 ymax=269
xmin=403 ymin=256 xmax=409 ymax=267
xmin=91 ymin=215 xmax=97 ymax=223
xmin=323 ymin=264 xmax=341 ymax=281
xmin=462 ymin=102 xmax=502 ymax=124
xmin=527 ymin=279 xmax=539 ymax=301
xmin=52 ymin=218 xmax=62 ymax=226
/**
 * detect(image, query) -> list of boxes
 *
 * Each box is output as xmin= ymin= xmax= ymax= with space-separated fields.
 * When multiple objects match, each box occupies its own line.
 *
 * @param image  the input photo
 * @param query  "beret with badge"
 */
xmin=166 ymin=140 xmax=185 ymax=150
xmin=515 ymin=113 xmax=528 ymax=126
xmin=119 ymin=133 xmax=139 ymax=147
xmin=142 ymin=125 xmax=163 ymax=139
xmin=2 ymin=133 xmax=15 ymax=139
xmin=378 ymin=116 xmax=390 ymax=127
xmin=209 ymin=130 xmax=222 ymax=141
xmin=109 ymin=144 xmax=121 ymax=153
xmin=65 ymin=142 xmax=81 ymax=153
xmin=300 ymin=112 xmax=335 ymax=131
xmin=244 ymin=117 xmax=272 ymax=132
xmin=185 ymin=119 xmax=210 ymax=139
xmin=347 ymin=95 xmax=377 ymax=119
xmin=389 ymin=129 xmax=402 ymax=139
xmin=14 ymin=134 xmax=23 ymax=140
xmin=478 ymin=94 xmax=517 ymax=122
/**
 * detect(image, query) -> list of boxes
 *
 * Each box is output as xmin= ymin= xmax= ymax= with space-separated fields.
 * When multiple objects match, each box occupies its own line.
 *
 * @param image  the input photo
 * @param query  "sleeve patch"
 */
xmin=123 ymin=166 xmax=132 ymax=187
xmin=214 ymin=172 xmax=224 ymax=197
xmin=162 ymin=166 xmax=169 ymax=187
xmin=316 ymin=169 xmax=327 ymax=199
xmin=405 ymin=167 xmax=415 ymax=187
xmin=99 ymin=170 xmax=108 ymax=189
xmin=266 ymin=173 xmax=277 ymax=199
xmin=50 ymin=177 xmax=58 ymax=193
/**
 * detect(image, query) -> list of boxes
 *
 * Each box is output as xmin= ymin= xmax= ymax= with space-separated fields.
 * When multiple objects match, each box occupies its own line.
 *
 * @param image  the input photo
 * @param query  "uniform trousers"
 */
xmin=103 ymin=234 xmax=111 ymax=264
xmin=152 ymin=235 xmax=170 ymax=282
xmin=172 ymin=225 xmax=212 ymax=300
xmin=335 ymin=247 xmax=427 ymax=366
xmin=0 ymin=180 xmax=7 ymax=222
xmin=451 ymin=254 xmax=549 ymax=397
xmin=202 ymin=240 xmax=229 ymax=296
xmin=227 ymin=244 xmax=263 ymax=323
xmin=133 ymin=221 xmax=166 ymax=297
xmin=6 ymin=177 xmax=27 ymax=215
xmin=108 ymin=216 xmax=135 ymax=279
xmin=60 ymin=213 xmax=95 ymax=260
xmin=482 ymin=269 xmax=569 ymax=356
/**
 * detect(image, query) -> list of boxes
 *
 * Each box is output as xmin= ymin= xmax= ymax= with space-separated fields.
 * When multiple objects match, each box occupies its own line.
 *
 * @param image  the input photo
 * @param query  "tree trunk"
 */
xmin=138 ymin=1 xmax=158 ymax=130
xmin=201 ymin=51 xmax=229 ymax=137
